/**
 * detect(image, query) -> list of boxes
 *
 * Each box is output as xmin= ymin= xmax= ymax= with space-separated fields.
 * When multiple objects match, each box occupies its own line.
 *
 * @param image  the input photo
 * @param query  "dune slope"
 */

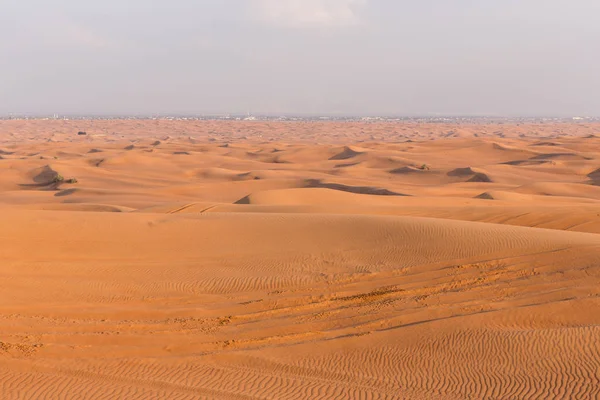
xmin=1 ymin=120 xmax=600 ymax=399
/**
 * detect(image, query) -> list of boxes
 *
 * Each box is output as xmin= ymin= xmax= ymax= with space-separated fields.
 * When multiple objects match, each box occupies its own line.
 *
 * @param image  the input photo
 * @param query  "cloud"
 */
xmin=255 ymin=0 xmax=367 ymax=28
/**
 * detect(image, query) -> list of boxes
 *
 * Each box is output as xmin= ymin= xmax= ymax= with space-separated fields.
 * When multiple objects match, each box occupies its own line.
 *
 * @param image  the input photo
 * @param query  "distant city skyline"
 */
xmin=2 ymin=1 xmax=599 ymax=117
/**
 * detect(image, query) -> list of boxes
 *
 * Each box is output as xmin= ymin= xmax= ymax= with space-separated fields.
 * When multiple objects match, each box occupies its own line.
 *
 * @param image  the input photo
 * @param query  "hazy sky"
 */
xmin=2 ymin=0 xmax=599 ymax=116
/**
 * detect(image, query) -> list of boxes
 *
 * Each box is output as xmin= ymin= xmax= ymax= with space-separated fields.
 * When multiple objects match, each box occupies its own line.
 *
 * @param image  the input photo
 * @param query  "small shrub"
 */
xmin=52 ymin=174 xmax=64 ymax=183
xmin=64 ymin=178 xmax=78 ymax=184
xmin=419 ymin=164 xmax=430 ymax=171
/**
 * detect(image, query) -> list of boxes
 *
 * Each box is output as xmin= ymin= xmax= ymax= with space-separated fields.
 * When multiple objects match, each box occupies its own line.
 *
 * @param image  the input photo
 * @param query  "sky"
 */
xmin=1 ymin=0 xmax=599 ymax=116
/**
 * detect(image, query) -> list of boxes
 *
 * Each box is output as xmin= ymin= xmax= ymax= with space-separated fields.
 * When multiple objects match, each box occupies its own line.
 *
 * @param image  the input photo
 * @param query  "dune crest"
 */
xmin=329 ymin=145 xmax=366 ymax=160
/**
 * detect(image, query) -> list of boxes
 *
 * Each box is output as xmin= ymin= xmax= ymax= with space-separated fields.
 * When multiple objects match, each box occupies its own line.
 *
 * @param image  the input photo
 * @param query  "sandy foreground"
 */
xmin=1 ymin=120 xmax=600 ymax=399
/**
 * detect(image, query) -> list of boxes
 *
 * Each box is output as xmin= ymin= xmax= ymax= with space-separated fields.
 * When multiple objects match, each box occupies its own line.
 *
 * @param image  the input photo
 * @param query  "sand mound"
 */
xmin=329 ymin=146 xmax=365 ymax=160
xmin=29 ymin=165 xmax=61 ymax=184
xmin=475 ymin=192 xmax=495 ymax=200
xmin=587 ymin=168 xmax=600 ymax=182
xmin=446 ymin=167 xmax=493 ymax=182
xmin=467 ymin=172 xmax=493 ymax=183
xmin=447 ymin=167 xmax=476 ymax=176
xmin=19 ymin=165 xmax=69 ymax=190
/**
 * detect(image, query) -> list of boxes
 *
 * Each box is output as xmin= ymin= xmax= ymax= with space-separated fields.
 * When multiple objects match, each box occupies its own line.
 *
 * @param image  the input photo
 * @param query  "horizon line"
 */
xmin=1 ymin=113 xmax=598 ymax=120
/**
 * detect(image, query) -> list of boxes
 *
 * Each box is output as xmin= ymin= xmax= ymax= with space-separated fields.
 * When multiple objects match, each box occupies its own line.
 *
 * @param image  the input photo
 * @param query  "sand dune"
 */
xmin=588 ymin=168 xmax=600 ymax=185
xmin=329 ymin=145 xmax=367 ymax=160
xmin=1 ymin=120 xmax=600 ymax=399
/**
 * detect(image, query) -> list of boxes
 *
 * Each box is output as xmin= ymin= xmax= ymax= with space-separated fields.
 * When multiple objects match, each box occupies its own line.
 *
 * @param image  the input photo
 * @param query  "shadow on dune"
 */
xmin=54 ymin=188 xmax=78 ymax=197
xmin=334 ymin=162 xmax=361 ymax=168
xmin=32 ymin=165 xmax=60 ymax=184
xmin=467 ymin=173 xmax=493 ymax=183
xmin=446 ymin=167 xmax=493 ymax=182
xmin=475 ymin=192 xmax=495 ymax=200
xmin=234 ymin=179 xmax=409 ymax=204
xmin=19 ymin=182 xmax=62 ymax=190
xmin=329 ymin=146 xmax=364 ymax=160
xmin=530 ymin=152 xmax=592 ymax=161
xmin=303 ymin=179 xmax=408 ymax=196
xmin=234 ymin=195 xmax=252 ymax=204
xmin=501 ymin=159 xmax=551 ymax=166
xmin=447 ymin=167 xmax=476 ymax=177
xmin=587 ymin=168 xmax=600 ymax=186
xmin=390 ymin=166 xmax=428 ymax=174
xmin=19 ymin=165 xmax=63 ymax=190
xmin=530 ymin=141 xmax=561 ymax=146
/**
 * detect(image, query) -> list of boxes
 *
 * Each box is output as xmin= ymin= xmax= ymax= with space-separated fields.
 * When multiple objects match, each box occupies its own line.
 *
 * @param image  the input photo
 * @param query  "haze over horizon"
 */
xmin=2 ymin=0 xmax=599 ymax=117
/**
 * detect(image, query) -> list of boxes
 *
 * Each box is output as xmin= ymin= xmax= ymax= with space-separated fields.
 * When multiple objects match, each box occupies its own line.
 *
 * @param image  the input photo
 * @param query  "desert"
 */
xmin=1 ymin=119 xmax=600 ymax=399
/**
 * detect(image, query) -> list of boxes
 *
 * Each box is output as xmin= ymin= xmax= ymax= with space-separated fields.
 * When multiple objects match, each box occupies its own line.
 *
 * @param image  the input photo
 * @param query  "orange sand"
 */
xmin=1 ymin=120 xmax=600 ymax=399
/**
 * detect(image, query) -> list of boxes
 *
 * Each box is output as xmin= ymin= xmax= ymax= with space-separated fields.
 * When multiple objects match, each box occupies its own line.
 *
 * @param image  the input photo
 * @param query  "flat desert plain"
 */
xmin=1 ymin=119 xmax=600 ymax=399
